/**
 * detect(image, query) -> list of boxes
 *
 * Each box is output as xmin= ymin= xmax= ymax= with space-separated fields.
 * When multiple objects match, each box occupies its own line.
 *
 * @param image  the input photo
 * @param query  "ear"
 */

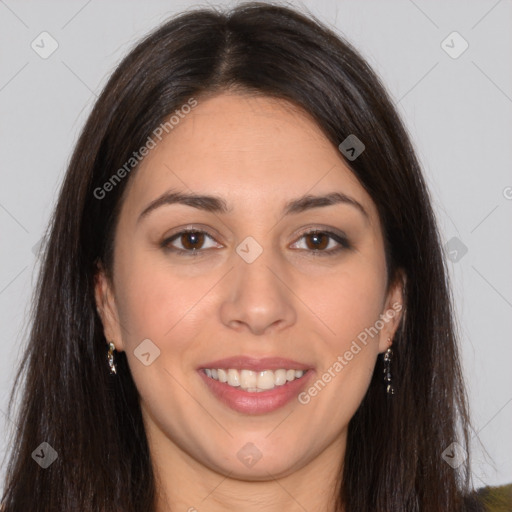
xmin=377 ymin=270 xmax=406 ymax=353
xmin=94 ymin=262 xmax=125 ymax=352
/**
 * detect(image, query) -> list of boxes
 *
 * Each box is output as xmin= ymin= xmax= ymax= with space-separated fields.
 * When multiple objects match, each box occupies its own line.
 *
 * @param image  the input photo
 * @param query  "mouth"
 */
xmin=202 ymin=367 xmax=308 ymax=392
xmin=197 ymin=356 xmax=314 ymax=415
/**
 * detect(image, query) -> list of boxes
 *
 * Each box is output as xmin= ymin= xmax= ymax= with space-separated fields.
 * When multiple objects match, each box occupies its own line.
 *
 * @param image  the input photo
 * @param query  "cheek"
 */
xmin=114 ymin=248 xmax=218 ymax=358
xmin=111 ymin=254 xmax=225 ymax=454
xmin=313 ymin=259 xmax=387 ymax=349
xmin=296 ymin=268 xmax=385 ymax=425
xmin=112 ymin=257 xmax=212 ymax=408
xmin=303 ymin=253 xmax=387 ymax=402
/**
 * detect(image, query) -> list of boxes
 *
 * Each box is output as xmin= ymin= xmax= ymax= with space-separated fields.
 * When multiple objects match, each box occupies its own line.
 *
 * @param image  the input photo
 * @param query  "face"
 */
xmin=95 ymin=92 xmax=403 ymax=481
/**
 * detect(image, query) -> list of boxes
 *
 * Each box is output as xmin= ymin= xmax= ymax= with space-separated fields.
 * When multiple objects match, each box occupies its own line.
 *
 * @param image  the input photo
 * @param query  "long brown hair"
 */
xmin=1 ymin=3 xmax=481 ymax=510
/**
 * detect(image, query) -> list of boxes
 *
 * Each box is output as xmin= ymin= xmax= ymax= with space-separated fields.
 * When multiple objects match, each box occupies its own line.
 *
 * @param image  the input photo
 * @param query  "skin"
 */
xmin=95 ymin=92 xmax=404 ymax=512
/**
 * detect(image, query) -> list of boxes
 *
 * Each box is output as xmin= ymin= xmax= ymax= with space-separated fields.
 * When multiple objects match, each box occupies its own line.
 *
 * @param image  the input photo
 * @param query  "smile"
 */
xmin=203 ymin=368 xmax=307 ymax=392
xmin=199 ymin=366 xmax=313 ymax=414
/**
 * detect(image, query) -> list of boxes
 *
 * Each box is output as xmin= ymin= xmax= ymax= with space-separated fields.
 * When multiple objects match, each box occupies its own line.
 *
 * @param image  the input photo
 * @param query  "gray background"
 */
xmin=1 ymin=0 xmax=511 ymax=492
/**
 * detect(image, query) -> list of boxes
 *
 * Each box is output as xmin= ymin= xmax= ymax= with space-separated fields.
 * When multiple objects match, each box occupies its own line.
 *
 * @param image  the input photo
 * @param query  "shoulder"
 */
xmin=469 ymin=483 xmax=512 ymax=512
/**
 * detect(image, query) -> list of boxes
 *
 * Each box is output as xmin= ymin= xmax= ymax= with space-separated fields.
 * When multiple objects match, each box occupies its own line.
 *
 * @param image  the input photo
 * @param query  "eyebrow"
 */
xmin=137 ymin=189 xmax=369 ymax=223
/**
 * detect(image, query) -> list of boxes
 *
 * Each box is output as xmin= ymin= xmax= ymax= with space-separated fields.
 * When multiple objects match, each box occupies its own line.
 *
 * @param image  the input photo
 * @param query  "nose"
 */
xmin=219 ymin=249 xmax=297 ymax=336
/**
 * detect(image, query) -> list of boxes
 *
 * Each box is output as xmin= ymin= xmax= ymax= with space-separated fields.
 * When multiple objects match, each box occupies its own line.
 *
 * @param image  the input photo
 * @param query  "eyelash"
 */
xmin=160 ymin=228 xmax=351 ymax=257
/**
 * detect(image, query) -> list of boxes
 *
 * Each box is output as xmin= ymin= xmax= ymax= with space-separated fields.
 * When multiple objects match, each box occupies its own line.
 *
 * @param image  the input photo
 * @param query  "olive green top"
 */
xmin=476 ymin=483 xmax=512 ymax=511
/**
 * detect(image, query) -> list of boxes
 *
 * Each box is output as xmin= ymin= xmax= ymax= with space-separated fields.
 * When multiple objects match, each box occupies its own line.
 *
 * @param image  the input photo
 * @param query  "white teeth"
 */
xmin=227 ymin=369 xmax=240 ymax=387
xmin=257 ymin=370 xmax=275 ymax=390
xmin=274 ymin=369 xmax=287 ymax=386
xmin=204 ymin=367 xmax=307 ymax=392
xmin=240 ymin=369 xmax=257 ymax=389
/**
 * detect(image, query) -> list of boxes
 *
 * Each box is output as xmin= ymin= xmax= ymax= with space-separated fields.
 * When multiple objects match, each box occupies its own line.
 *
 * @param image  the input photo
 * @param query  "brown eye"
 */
xmin=179 ymin=231 xmax=205 ymax=250
xmin=162 ymin=229 xmax=221 ymax=255
xmin=291 ymin=230 xmax=350 ymax=255
xmin=304 ymin=232 xmax=329 ymax=251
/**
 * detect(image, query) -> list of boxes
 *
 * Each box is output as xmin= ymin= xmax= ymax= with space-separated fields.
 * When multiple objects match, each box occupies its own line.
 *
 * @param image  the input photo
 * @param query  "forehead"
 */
xmin=121 ymin=93 xmax=378 ymax=222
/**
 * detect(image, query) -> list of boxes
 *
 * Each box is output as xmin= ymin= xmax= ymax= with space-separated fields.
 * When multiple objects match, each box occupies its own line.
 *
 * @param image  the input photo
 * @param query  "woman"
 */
xmin=1 ymin=2 xmax=505 ymax=511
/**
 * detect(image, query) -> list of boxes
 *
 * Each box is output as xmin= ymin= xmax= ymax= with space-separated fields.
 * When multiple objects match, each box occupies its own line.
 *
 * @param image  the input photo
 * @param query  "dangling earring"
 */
xmin=383 ymin=338 xmax=394 ymax=395
xmin=107 ymin=341 xmax=117 ymax=375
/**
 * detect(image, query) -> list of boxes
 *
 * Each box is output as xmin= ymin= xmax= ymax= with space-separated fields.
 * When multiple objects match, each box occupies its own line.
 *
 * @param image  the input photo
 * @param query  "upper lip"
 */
xmin=198 ymin=356 xmax=312 ymax=372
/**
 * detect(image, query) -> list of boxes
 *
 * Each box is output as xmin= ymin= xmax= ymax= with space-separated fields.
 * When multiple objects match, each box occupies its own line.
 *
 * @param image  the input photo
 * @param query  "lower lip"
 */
xmin=199 ymin=370 xmax=313 ymax=415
